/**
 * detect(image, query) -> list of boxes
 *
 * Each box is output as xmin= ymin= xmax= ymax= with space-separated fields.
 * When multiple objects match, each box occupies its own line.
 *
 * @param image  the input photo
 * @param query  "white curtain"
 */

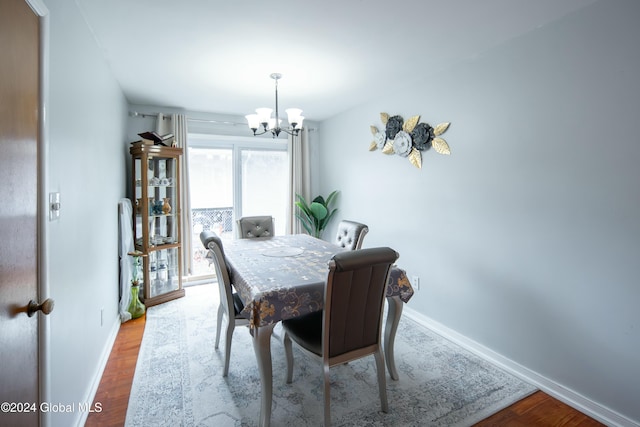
xmin=286 ymin=127 xmax=311 ymax=234
xmin=154 ymin=113 xmax=192 ymax=276
xmin=118 ymin=198 xmax=133 ymax=322
xmin=172 ymin=114 xmax=192 ymax=276
xmin=155 ymin=112 xmax=172 ymax=135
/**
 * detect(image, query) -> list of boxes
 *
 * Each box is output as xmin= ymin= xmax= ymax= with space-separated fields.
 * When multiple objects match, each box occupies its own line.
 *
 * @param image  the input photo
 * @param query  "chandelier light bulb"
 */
xmin=255 ymin=108 xmax=273 ymax=127
xmin=268 ymin=117 xmax=281 ymax=130
xmin=285 ymin=108 xmax=303 ymax=128
xmin=245 ymin=114 xmax=260 ymax=131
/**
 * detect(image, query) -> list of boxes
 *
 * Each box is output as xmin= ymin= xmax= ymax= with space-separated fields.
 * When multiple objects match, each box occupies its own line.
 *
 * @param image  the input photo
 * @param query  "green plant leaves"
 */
xmin=309 ymin=202 xmax=328 ymax=220
xmin=295 ymin=191 xmax=339 ymax=238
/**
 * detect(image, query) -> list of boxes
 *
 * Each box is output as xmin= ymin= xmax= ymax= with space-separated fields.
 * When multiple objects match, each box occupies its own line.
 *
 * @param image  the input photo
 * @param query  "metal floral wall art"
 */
xmin=369 ymin=112 xmax=451 ymax=169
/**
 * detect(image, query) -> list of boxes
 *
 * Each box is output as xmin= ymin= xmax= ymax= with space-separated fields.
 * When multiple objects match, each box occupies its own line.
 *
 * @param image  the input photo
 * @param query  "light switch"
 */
xmin=49 ymin=192 xmax=61 ymax=221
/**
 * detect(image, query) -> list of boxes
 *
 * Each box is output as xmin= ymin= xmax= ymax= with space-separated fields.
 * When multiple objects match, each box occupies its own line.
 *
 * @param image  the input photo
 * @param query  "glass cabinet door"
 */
xmin=130 ymin=143 xmax=184 ymax=306
xmin=146 ymin=247 xmax=180 ymax=298
xmin=134 ymin=157 xmax=178 ymax=247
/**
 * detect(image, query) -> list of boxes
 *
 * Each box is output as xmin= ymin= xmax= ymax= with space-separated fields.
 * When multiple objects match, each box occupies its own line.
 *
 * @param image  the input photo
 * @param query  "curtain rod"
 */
xmin=129 ymin=111 xmax=170 ymax=119
xmin=129 ymin=111 xmax=316 ymax=131
xmin=129 ymin=111 xmax=243 ymax=126
xmin=187 ymin=117 xmax=245 ymax=126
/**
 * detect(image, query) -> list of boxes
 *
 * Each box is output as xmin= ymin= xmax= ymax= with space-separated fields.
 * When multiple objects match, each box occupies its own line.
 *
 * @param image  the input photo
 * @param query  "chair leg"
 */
xmin=223 ymin=320 xmax=235 ymax=377
xmin=323 ymin=362 xmax=331 ymax=427
xmin=283 ymin=332 xmax=294 ymax=384
xmin=374 ymin=350 xmax=389 ymax=413
xmin=215 ymin=303 xmax=223 ymax=349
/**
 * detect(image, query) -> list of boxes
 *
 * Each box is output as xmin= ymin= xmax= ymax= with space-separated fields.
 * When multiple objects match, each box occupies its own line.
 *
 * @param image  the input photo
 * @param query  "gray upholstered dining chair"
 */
xmin=199 ymin=230 xmax=249 ymax=377
xmin=282 ymin=247 xmax=399 ymax=426
xmin=236 ymin=215 xmax=274 ymax=239
xmin=334 ymin=220 xmax=369 ymax=250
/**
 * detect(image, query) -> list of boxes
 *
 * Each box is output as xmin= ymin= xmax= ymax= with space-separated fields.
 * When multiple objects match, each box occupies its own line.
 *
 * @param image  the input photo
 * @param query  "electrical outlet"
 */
xmin=412 ymin=275 xmax=420 ymax=290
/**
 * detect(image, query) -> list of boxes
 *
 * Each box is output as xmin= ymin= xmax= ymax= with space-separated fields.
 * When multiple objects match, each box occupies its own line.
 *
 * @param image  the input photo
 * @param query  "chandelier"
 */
xmin=245 ymin=73 xmax=304 ymax=138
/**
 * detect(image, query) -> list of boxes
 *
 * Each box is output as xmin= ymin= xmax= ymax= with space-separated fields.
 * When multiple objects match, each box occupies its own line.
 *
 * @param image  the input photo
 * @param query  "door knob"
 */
xmin=27 ymin=298 xmax=55 ymax=317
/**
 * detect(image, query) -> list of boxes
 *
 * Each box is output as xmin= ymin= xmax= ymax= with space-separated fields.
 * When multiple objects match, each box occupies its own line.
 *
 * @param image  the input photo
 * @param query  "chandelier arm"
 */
xmin=278 ymin=128 xmax=300 ymax=137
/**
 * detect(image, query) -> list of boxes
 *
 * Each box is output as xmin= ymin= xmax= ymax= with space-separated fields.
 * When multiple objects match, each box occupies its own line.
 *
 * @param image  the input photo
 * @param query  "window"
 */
xmin=187 ymin=134 xmax=288 ymax=277
xmin=240 ymin=149 xmax=288 ymax=227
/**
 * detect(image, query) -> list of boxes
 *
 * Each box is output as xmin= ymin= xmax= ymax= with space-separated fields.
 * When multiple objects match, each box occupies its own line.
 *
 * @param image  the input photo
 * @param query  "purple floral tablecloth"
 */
xmin=224 ymin=234 xmax=414 ymax=329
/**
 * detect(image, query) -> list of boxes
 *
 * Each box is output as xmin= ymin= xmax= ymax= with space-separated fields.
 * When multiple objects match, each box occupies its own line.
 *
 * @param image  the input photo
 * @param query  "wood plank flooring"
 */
xmin=85 ymin=315 xmax=145 ymax=427
xmin=473 ymin=390 xmax=605 ymax=426
xmin=86 ymin=313 xmax=605 ymax=427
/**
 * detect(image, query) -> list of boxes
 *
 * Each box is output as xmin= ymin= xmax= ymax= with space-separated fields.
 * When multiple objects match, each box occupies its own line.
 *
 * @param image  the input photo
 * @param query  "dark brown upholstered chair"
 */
xmin=236 ymin=215 xmax=274 ymax=239
xmin=334 ymin=220 xmax=369 ymax=250
xmin=282 ymin=247 xmax=399 ymax=426
xmin=199 ymin=230 xmax=249 ymax=376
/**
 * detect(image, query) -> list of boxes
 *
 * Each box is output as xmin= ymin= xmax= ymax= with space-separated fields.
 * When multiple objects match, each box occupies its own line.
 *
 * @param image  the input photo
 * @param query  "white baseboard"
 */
xmin=75 ymin=317 xmax=121 ymax=427
xmin=402 ymin=307 xmax=639 ymax=427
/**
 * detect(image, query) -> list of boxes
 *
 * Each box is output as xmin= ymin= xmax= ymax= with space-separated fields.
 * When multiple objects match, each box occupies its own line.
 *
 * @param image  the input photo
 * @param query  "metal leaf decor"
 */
xmin=432 ymin=137 xmax=451 ymax=155
xmin=369 ymin=113 xmax=451 ymax=169
xmin=408 ymin=148 xmax=422 ymax=169
xmin=369 ymin=126 xmax=379 ymax=151
xmin=382 ymin=141 xmax=394 ymax=154
xmin=403 ymin=115 xmax=420 ymax=133
xmin=434 ymin=122 xmax=450 ymax=136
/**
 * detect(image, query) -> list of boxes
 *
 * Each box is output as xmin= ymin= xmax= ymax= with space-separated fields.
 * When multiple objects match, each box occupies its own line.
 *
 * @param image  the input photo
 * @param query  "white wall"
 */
xmin=43 ymin=0 xmax=128 ymax=425
xmin=318 ymin=0 xmax=639 ymax=425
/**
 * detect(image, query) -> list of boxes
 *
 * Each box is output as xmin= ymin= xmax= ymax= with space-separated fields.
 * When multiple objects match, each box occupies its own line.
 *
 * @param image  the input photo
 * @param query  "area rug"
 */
xmin=125 ymin=284 xmax=536 ymax=427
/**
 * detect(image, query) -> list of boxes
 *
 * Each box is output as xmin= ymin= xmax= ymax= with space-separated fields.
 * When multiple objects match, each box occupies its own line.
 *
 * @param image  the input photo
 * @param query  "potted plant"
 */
xmin=295 ymin=191 xmax=338 ymax=238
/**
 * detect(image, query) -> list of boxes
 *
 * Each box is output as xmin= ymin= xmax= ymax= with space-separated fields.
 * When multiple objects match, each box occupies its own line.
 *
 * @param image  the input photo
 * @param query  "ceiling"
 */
xmin=76 ymin=0 xmax=596 ymax=122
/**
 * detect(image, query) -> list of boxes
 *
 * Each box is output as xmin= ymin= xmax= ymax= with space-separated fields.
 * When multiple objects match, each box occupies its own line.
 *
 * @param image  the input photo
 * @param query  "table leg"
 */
xmin=384 ymin=296 xmax=403 ymax=381
xmin=251 ymin=323 xmax=276 ymax=427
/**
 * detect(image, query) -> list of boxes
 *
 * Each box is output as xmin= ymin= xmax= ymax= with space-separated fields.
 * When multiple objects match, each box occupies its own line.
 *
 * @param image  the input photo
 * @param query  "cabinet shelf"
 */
xmin=135 ymin=242 xmax=180 ymax=250
xmin=136 ymin=214 xmax=176 ymax=219
xmin=130 ymin=142 xmax=184 ymax=307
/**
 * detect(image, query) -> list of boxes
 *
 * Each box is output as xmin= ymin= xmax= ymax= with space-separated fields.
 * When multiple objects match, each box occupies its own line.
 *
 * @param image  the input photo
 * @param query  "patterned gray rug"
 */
xmin=125 ymin=284 xmax=535 ymax=427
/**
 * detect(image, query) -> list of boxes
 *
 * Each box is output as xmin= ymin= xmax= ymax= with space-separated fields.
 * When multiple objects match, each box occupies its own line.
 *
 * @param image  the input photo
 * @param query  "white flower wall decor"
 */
xmin=369 ymin=112 xmax=451 ymax=169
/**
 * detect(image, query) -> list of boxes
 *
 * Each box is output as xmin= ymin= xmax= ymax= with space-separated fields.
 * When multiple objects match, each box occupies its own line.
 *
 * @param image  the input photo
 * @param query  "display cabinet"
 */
xmin=130 ymin=142 xmax=185 ymax=306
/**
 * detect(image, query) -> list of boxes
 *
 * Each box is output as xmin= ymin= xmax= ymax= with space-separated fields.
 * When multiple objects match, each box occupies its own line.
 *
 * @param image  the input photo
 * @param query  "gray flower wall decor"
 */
xmin=369 ymin=112 xmax=451 ymax=169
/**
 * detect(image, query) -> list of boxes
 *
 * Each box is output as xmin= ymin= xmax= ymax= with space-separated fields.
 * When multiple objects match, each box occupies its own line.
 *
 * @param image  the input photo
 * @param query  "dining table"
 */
xmin=223 ymin=234 xmax=414 ymax=427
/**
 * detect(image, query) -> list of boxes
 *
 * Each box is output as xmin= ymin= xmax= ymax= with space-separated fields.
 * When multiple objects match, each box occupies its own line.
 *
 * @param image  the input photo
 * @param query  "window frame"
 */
xmin=188 ymin=133 xmax=288 ymax=222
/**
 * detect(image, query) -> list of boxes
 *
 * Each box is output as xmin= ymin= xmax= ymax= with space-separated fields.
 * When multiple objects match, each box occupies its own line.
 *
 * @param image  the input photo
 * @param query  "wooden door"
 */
xmin=0 ymin=0 xmax=41 ymax=425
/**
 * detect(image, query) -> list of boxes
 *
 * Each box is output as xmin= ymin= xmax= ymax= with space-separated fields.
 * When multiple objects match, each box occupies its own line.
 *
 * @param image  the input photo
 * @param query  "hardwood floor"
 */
xmin=472 ymin=391 xmax=604 ymax=426
xmin=87 ymin=314 xmax=605 ymax=427
xmin=85 ymin=315 xmax=146 ymax=427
